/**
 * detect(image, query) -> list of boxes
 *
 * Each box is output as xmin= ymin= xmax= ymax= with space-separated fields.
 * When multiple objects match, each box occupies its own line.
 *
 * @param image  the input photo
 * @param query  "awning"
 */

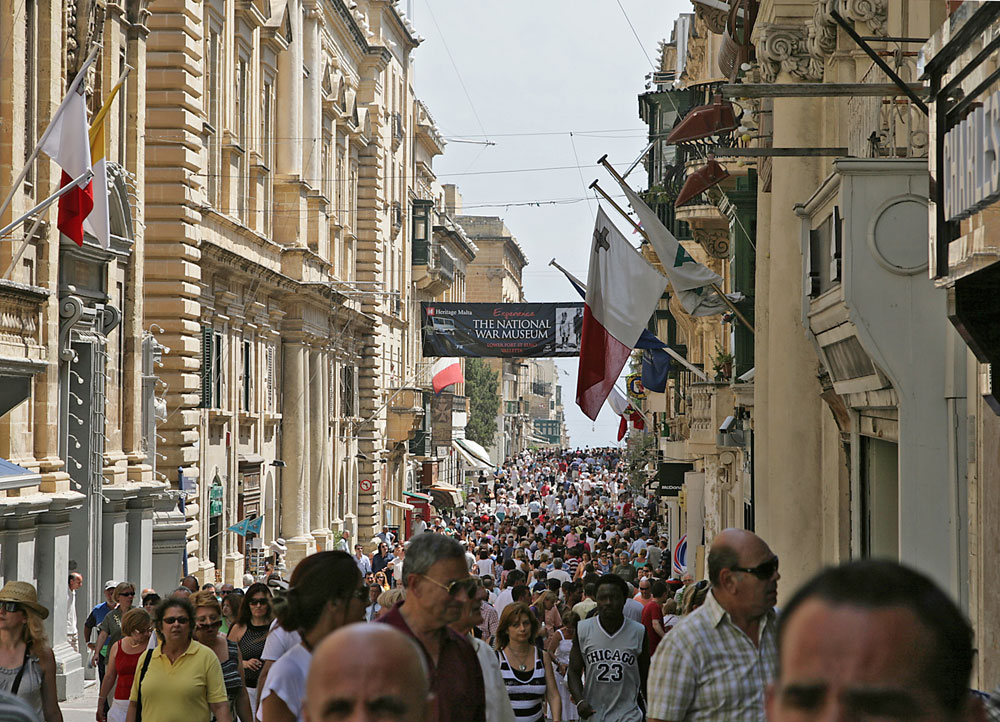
xmin=428 ymin=483 xmax=463 ymax=509
xmin=385 ymin=499 xmax=415 ymax=511
xmin=454 ymin=438 xmax=495 ymax=468
xmin=402 ymin=490 xmax=433 ymax=503
xmin=0 ymin=457 xmax=41 ymax=490
xmin=451 ymin=440 xmax=489 ymax=469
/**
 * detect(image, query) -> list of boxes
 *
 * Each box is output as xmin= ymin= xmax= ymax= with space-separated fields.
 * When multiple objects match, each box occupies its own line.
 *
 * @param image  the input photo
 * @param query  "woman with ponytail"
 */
xmin=257 ymin=551 xmax=365 ymax=722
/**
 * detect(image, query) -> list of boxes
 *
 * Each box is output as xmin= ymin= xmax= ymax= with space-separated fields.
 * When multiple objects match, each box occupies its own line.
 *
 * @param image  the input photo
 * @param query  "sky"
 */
xmin=409 ymin=0 xmax=689 ymax=449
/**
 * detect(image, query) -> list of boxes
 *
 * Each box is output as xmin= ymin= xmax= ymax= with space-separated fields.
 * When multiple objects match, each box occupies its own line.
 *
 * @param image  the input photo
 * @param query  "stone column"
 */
xmin=126 ymin=497 xmax=154 ymax=592
xmin=150 ymin=491 xmax=187 ymax=598
xmin=101 ymin=500 xmax=130 ymax=585
xmin=759 ymin=67 xmax=828 ymax=595
xmin=281 ymin=339 xmax=312 ymax=566
xmin=4 ymin=516 xmax=38 ymax=584
xmin=36 ymin=504 xmax=84 ymax=700
xmin=275 ymin=0 xmax=302 ymax=175
xmin=309 ymin=347 xmax=332 ymax=549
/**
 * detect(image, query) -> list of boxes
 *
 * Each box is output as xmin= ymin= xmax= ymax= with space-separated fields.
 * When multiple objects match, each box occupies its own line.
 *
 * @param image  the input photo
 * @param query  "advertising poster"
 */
xmin=421 ymin=302 xmax=584 ymax=358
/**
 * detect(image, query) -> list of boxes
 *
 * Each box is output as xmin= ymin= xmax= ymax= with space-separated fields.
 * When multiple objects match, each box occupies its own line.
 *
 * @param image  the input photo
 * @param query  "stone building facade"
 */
xmin=0 ymin=0 xmax=169 ymax=699
xmin=449 ymin=187 xmax=531 ymax=463
xmin=143 ymin=0 xmax=431 ymax=575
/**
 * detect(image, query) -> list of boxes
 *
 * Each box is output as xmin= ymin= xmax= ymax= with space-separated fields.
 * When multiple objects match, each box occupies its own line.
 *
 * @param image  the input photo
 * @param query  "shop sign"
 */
xmin=943 ymin=88 xmax=1000 ymax=222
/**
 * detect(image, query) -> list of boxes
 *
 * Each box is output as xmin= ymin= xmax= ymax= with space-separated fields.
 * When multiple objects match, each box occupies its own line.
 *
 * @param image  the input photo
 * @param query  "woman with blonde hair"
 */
xmin=0 ymin=581 xmax=62 ymax=722
xmin=191 ymin=590 xmax=252 ymax=722
xmin=96 ymin=608 xmax=152 ymax=722
xmin=494 ymin=603 xmax=561 ymax=722
xmin=374 ymin=587 xmax=404 ymax=619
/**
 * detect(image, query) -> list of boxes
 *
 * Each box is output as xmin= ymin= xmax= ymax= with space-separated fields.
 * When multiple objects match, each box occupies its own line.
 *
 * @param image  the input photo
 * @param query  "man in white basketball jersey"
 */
xmin=568 ymin=574 xmax=649 ymax=721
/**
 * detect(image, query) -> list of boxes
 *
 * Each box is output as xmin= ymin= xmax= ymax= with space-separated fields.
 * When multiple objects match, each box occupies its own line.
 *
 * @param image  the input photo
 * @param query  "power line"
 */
xmin=615 ymin=0 xmax=656 ymax=70
xmin=421 ymin=0 xmax=491 ymax=145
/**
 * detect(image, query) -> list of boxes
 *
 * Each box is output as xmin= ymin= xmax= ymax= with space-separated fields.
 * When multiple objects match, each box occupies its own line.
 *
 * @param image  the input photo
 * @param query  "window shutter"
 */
xmin=266 ymin=345 xmax=275 ymax=413
xmin=200 ymin=326 xmax=213 ymax=408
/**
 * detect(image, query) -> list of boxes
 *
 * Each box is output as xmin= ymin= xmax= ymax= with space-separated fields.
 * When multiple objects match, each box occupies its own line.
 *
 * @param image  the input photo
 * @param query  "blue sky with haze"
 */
xmin=410 ymin=0 xmax=688 ymax=448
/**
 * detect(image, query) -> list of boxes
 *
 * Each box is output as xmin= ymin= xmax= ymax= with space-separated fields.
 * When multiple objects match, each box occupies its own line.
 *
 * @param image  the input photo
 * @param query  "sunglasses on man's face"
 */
xmin=420 ymin=574 xmax=479 ymax=598
xmin=731 ymin=555 xmax=779 ymax=581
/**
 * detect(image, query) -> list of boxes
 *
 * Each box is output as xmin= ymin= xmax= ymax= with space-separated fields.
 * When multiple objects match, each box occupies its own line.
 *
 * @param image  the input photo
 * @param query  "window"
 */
xmin=261 ymin=78 xmax=274 ymax=235
xmin=200 ymin=326 xmax=224 ymax=408
xmin=118 ymin=48 xmax=128 ymax=165
xmin=23 ymin=0 xmax=36 ymax=195
xmin=340 ymin=365 xmax=356 ymax=417
xmin=265 ymin=344 xmax=275 ymax=413
xmin=206 ymin=28 xmax=221 ymax=206
xmin=321 ymin=136 xmax=331 ymax=200
xmin=241 ymin=338 xmax=252 ymax=411
xmin=235 ymin=56 xmax=249 ymax=223
xmin=349 ymin=160 xmax=358 ymax=234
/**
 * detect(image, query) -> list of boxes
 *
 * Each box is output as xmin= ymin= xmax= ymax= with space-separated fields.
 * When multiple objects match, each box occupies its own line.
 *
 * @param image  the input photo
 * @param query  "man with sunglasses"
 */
xmin=378 ymin=532 xmax=486 ymax=722
xmin=648 ymin=528 xmax=780 ymax=722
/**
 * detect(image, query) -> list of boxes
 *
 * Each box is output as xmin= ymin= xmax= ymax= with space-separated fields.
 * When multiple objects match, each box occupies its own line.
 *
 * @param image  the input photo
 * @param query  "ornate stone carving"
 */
xmin=842 ymin=0 xmax=887 ymax=36
xmin=756 ymin=23 xmax=823 ymax=83
xmin=695 ymin=1 xmax=728 ymax=35
xmin=808 ymin=0 xmax=839 ymax=60
xmin=693 ymin=228 xmax=732 ymax=259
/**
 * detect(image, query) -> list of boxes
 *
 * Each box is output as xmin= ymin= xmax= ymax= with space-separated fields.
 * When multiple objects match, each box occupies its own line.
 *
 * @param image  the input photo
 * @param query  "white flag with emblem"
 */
xmin=618 ymin=181 xmax=740 ymax=316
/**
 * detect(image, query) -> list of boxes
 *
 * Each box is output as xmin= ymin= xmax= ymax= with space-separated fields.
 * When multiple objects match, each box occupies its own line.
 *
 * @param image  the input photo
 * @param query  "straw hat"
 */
xmin=0 ymin=581 xmax=49 ymax=619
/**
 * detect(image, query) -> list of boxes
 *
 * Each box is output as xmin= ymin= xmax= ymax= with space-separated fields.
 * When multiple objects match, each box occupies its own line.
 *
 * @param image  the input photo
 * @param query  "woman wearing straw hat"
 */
xmin=0 ymin=580 xmax=62 ymax=722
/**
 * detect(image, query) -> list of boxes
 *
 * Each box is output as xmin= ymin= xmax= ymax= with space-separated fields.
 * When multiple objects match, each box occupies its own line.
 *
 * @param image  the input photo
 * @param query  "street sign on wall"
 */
xmin=421 ymin=302 xmax=584 ymax=358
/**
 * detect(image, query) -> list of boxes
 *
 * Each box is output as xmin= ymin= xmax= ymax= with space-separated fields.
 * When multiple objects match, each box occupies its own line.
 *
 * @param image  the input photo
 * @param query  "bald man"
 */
xmin=304 ymin=623 xmax=433 ymax=722
xmin=647 ymin=528 xmax=780 ymax=722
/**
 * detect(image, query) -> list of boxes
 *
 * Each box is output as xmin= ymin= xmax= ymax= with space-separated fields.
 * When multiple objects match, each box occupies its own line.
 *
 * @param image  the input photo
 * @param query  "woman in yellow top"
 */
xmin=126 ymin=597 xmax=232 ymax=722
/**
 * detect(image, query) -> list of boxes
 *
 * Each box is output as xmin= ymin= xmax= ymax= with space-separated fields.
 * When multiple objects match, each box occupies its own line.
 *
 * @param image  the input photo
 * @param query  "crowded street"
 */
xmin=23 ymin=445 xmax=992 ymax=722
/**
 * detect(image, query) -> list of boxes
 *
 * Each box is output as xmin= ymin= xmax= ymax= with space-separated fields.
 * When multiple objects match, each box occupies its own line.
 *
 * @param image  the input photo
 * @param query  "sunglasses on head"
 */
xmin=420 ymin=574 xmax=479 ymax=597
xmin=0 ymin=602 xmax=23 ymax=613
xmin=731 ymin=555 xmax=779 ymax=580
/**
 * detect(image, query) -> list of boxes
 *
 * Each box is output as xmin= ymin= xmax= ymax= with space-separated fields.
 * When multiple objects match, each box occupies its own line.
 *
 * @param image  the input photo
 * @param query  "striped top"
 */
xmin=220 ymin=639 xmax=242 ymax=700
xmin=497 ymin=647 xmax=546 ymax=722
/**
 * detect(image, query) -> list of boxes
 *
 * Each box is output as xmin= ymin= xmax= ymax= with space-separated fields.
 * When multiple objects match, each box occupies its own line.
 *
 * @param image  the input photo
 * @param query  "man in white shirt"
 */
xmin=411 ymin=513 xmax=427 ymax=536
xmin=67 ymin=572 xmax=82 ymax=652
xmin=548 ymin=558 xmax=572 ymax=584
xmin=355 ymin=544 xmax=372 ymax=575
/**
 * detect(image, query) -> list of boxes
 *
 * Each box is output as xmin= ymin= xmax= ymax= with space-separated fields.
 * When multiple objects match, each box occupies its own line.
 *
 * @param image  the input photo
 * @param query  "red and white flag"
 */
xmin=576 ymin=207 xmax=667 ymax=420
xmin=431 ymin=357 xmax=463 ymax=394
xmin=39 ymin=87 xmax=93 ymax=246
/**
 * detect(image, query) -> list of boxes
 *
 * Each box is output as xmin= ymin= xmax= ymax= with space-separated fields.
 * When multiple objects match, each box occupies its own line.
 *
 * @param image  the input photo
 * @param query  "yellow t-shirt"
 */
xmin=129 ymin=640 xmax=227 ymax=722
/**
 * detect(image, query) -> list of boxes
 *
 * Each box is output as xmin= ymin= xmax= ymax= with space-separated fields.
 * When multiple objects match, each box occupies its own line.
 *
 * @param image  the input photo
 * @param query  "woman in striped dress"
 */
xmin=495 ymin=602 xmax=561 ymax=722
xmin=191 ymin=590 xmax=253 ymax=722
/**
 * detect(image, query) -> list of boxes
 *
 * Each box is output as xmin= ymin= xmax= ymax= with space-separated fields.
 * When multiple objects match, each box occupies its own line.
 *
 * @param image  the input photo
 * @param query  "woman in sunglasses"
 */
xmin=0 ymin=581 xmax=61 ymax=722
xmin=126 ymin=597 xmax=232 ymax=722
xmin=91 ymin=583 xmax=136 ymax=671
xmin=191 ymin=591 xmax=252 ymax=722
xmin=96 ymin=607 xmax=152 ymax=722
xmin=227 ymin=583 xmax=273 ymax=710
xmin=258 ymin=550 xmax=365 ymax=722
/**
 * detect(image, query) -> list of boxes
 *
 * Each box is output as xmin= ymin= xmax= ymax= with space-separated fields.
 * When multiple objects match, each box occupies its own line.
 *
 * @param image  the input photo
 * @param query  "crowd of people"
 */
xmin=0 ymin=445 xmax=995 ymax=722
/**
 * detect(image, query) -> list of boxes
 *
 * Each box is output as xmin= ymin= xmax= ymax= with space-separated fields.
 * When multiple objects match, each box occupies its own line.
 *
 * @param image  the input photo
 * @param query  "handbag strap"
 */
xmin=10 ymin=645 xmax=30 ymax=696
xmin=134 ymin=649 xmax=154 ymax=720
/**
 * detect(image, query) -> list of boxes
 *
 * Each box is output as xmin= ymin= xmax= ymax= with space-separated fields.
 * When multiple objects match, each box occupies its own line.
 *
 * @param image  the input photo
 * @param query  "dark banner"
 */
xmin=421 ymin=302 xmax=584 ymax=358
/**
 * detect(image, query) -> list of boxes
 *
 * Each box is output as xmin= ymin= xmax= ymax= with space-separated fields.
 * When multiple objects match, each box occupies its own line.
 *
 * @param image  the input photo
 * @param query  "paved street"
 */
xmin=61 ymin=682 xmax=98 ymax=722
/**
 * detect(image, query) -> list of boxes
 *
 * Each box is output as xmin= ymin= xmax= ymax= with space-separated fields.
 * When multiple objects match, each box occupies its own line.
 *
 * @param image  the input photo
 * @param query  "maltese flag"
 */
xmin=576 ymin=207 xmax=667 ymax=420
xmin=431 ymin=357 xmax=463 ymax=394
xmin=39 ymin=87 xmax=93 ymax=246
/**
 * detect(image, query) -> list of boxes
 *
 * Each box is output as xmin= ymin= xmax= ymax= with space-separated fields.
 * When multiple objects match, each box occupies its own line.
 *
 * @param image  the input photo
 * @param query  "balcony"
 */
xmin=413 ymin=243 xmax=456 ymax=296
xmin=688 ymin=381 xmax=735 ymax=454
xmin=387 ymin=387 xmax=424 ymax=445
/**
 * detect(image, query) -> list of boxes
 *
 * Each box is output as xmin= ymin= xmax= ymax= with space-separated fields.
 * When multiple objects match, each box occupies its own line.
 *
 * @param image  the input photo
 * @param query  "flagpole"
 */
xmin=596 ymin=155 xmax=755 ymax=335
xmin=0 ymin=44 xmax=101 ymax=222
xmin=0 ymin=169 xmax=94 ymax=280
xmin=548 ymin=258 xmax=584 ymax=286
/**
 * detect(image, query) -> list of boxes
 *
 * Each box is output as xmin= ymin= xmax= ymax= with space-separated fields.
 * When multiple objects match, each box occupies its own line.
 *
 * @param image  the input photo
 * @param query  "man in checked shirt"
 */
xmin=647 ymin=528 xmax=780 ymax=722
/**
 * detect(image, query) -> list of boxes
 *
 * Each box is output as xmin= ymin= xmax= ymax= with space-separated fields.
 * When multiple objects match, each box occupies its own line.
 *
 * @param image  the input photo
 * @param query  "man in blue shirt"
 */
xmin=83 ymin=580 xmax=116 ymax=682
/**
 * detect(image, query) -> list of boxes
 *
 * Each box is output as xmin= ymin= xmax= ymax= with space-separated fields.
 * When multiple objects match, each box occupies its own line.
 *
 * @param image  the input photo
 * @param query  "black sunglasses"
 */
xmin=0 ymin=602 xmax=23 ymax=613
xmin=249 ymin=598 xmax=270 ymax=606
xmin=731 ymin=555 xmax=779 ymax=580
xmin=119 ymin=591 xmax=135 ymax=597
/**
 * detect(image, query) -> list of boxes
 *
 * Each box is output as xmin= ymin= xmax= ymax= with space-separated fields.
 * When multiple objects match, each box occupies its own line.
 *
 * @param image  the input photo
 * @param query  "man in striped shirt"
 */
xmin=647 ymin=528 xmax=779 ymax=722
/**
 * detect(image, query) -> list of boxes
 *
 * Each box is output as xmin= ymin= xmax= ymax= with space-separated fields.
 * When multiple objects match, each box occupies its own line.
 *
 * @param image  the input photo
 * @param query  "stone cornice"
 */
xmin=756 ymin=0 xmax=888 ymax=83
